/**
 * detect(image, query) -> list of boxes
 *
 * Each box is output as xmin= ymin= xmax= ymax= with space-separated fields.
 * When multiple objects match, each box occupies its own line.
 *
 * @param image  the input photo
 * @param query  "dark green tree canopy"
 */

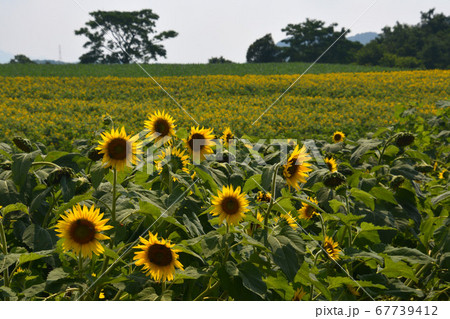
xmin=280 ymin=19 xmax=362 ymax=63
xmin=246 ymin=34 xmax=281 ymax=63
xmin=357 ymin=9 xmax=449 ymax=69
xmin=9 ymin=54 xmax=35 ymax=64
xmin=75 ymin=9 xmax=178 ymax=64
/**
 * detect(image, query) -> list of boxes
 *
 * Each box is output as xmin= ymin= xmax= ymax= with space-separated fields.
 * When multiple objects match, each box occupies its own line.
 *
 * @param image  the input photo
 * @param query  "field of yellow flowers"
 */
xmin=0 ymin=70 xmax=448 ymax=149
xmin=0 ymin=68 xmax=449 ymax=302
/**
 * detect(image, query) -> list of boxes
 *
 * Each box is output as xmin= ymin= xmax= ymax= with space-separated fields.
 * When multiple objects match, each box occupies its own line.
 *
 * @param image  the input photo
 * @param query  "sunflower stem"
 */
xmin=31 ymin=161 xmax=62 ymax=169
xmin=264 ymin=164 xmax=280 ymax=230
xmin=78 ymin=252 xmax=84 ymax=278
xmin=193 ymin=280 xmax=220 ymax=301
xmin=318 ymin=213 xmax=326 ymax=242
xmin=0 ymin=218 xmax=10 ymax=290
xmin=111 ymin=168 xmax=118 ymax=223
xmin=309 ymin=251 xmax=321 ymax=301
xmin=377 ymin=135 xmax=396 ymax=165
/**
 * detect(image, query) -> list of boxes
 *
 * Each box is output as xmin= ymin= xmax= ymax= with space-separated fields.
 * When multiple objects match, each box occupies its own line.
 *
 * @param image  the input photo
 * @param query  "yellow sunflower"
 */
xmin=96 ymin=127 xmax=142 ymax=171
xmin=256 ymin=191 xmax=271 ymax=203
xmin=144 ymin=110 xmax=176 ymax=143
xmin=332 ymin=131 xmax=345 ymax=143
xmin=155 ymin=147 xmax=190 ymax=180
xmin=292 ymin=287 xmax=306 ymax=301
xmin=56 ymin=204 xmax=113 ymax=258
xmin=439 ymin=169 xmax=448 ymax=179
xmin=186 ymin=126 xmax=215 ymax=161
xmin=221 ymin=127 xmax=234 ymax=146
xmin=133 ymin=232 xmax=184 ymax=282
xmin=298 ymin=197 xmax=319 ymax=220
xmin=283 ymin=145 xmax=312 ymax=190
xmin=277 ymin=212 xmax=298 ymax=229
xmin=211 ymin=185 xmax=249 ymax=225
xmin=323 ymin=236 xmax=341 ymax=260
xmin=324 ymin=157 xmax=338 ymax=172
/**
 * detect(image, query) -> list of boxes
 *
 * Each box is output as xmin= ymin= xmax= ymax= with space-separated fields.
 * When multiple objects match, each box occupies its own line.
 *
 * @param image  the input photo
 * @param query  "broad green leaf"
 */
xmin=383 ymin=246 xmax=434 ymax=265
xmin=328 ymin=199 xmax=344 ymax=213
xmin=194 ymin=166 xmax=218 ymax=193
xmin=47 ymin=268 xmax=69 ymax=282
xmin=381 ymin=257 xmax=417 ymax=282
xmin=350 ymin=188 xmax=375 ymax=210
xmin=238 ymin=262 xmax=266 ymax=298
xmin=243 ymin=174 xmax=262 ymax=193
xmin=12 ymin=151 xmax=39 ymax=189
xmin=431 ymin=191 xmax=450 ymax=206
xmin=327 ymin=276 xmax=386 ymax=290
xmin=370 ymin=186 xmax=397 ymax=205
xmin=1 ymin=203 xmax=29 ymax=216
xmin=18 ymin=250 xmax=53 ymax=265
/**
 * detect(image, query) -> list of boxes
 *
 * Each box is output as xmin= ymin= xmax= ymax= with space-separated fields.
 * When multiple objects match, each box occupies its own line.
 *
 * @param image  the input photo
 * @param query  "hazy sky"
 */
xmin=0 ymin=0 xmax=449 ymax=63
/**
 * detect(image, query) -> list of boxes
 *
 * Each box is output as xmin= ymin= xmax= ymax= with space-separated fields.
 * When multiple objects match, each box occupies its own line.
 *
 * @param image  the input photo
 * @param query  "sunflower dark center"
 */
xmin=226 ymin=134 xmax=233 ymax=142
xmin=221 ymin=197 xmax=240 ymax=215
xmin=334 ymin=134 xmax=342 ymax=142
xmin=188 ymin=133 xmax=206 ymax=151
xmin=107 ymin=138 xmax=127 ymax=160
xmin=147 ymin=244 xmax=173 ymax=266
xmin=305 ymin=205 xmax=315 ymax=217
xmin=287 ymin=158 xmax=299 ymax=176
xmin=154 ymin=119 xmax=170 ymax=136
xmin=69 ymin=219 xmax=96 ymax=244
xmin=326 ymin=161 xmax=333 ymax=171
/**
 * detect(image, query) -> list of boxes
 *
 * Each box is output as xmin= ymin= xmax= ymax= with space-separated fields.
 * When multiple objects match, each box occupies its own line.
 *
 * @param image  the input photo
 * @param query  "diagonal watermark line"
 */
xmin=251 ymin=0 xmax=379 ymax=126
xmin=70 ymin=0 xmax=199 ymax=126
xmin=250 ymin=177 xmax=376 ymax=301
xmin=77 ymin=178 xmax=200 ymax=300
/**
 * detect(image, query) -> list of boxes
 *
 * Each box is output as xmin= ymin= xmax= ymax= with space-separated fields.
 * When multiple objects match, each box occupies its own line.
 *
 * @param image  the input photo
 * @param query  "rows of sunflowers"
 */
xmin=0 ymin=93 xmax=448 ymax=300
xmin=0 ymin=70 xmax=448 ymax=149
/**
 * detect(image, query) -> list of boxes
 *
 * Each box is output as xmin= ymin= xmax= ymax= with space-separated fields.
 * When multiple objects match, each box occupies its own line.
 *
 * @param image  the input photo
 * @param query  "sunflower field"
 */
xmin=0 ymin=94 xmax=449 ymax=301
xmin=0 ymin=70 xmax=448 ymax=150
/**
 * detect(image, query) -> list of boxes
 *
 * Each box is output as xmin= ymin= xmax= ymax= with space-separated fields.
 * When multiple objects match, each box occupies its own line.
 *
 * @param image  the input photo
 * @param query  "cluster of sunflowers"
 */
xmin=0 ymin=103 xmax=448 ymax=301
xmin=53 ymin=110 xmax=347 ymax=287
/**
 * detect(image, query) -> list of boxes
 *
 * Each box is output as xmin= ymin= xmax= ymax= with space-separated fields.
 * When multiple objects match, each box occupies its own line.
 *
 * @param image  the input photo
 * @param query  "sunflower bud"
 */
xmin=415 ymin=163 xmax=433 ymax=173
xmin=323 ymin=171 xmax=346 ymax=188
xmin=256 ymin=191 xmax=272 ymax=203
xmin=390 ymin=175 xmax=405 ymax=190
xmin=12 ymin=137 xmax=33 ymax=153
xmin=46 ymin=167 xmax=75 ymax=186
xmin=394 ymin=132 xmax=415 ymax=148
xmin=103 ymin=115 xmax=113 ymax=126
xmin=87 ymin=147 xmax=103 ymax=161
xmin=75 ymin=176 xmax=91 ymax=195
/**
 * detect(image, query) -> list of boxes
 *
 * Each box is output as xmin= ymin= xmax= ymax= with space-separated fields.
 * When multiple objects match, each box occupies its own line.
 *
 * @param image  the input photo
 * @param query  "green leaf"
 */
xmin=267 ymin=234 xmax=300 ymax=281
xmin=264 ymin=272 xmax=294 ymax=300
xmin=238 ymin=262 xmax=266 ymax=299
xmin=47 ymin=268 xmax=69 ymax=282
xmin=383 ymin=246 xmax=434 ymax=265
xmin=1 ymin=203 xmax=29 ymax=216
xmin=350 ymin=188 xmax=375 ymax=210
xmin=295 ymin=263 xmax=331 ymax=300
xmin=243 ymin=174 xmax=262 ymax=193
xmin=261 ymin=164 xmax=277 ymax=191
xmin=201 ymin=232 xmax=221 ymax=258
xmin=22 ymin=283 xmax=46 ymax=298
xmin=12 ymin=151 xmax=39 ymax=189
xmin=327 ymin=276 xmax=386 ymax=290
xmin=350 ymin=139 xmax=381 ymax=164
xmin=22 ymin=224 xmax=55 ymax=251
xmin=381 ymin=257 xmax=417 ymax=282
xmin=370 ymin=186 xmax=397 ymax=205
xmin=90 ymin=162 xmax=109 ymax=189
xmin=18 ymin=250 xmax=53 ymax=265
xmin=431 ymin=191 xmax=450 ymax=206
xmin=194 ymin=166 xmax=218 ymax=193
xmin=328 ymin=199 xmax=345 ymax=213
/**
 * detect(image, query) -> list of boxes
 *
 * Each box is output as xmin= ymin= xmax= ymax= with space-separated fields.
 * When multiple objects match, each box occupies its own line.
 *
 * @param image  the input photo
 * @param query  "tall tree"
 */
xmin=246 ymin=34 xmax=281 ymax=63
xmin=280 ymin=19 xmax=362 ymax=63
xmin=75 ymin=10 xmax=178 ymax=64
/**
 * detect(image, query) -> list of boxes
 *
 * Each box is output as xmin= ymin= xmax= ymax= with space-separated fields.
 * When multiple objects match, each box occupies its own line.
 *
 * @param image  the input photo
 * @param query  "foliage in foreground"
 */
xmin=0 ymin=104 xmax=448 ymax=301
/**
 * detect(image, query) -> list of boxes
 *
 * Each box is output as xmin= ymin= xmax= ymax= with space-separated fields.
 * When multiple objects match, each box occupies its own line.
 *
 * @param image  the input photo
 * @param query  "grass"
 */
xmin=0 ymin=62 xmax=403 ymax=77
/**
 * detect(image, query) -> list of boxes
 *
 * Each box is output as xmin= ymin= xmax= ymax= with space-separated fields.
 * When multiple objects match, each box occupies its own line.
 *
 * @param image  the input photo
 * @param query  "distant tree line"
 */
xmin=246 ymin=9 xmax=449 ymax=69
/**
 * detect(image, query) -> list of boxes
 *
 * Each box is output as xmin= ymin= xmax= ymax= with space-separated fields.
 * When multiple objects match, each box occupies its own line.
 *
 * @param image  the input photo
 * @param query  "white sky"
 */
xmin=0 ymin=0 xmax=449 ymax=63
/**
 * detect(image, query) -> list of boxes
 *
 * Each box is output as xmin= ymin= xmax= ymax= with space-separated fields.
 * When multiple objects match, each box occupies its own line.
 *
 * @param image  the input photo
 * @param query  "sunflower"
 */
xmin=324 ymin=157 xmax=338 ymax=172
xmin=211 ymin=185 xmax=249 ymax=225
xmin=56 ymin=204 xmax=113 ymax=258
xmin=283 ymin=145 xmax=312 ymax=190
xmin=144 ymin=110 xmax=176 ymax=143
xmin=292 ymin=287 xmax=306 ymax=301
xmin=96 ymin=127 xmax=142 ymax=171
xmin=155 ymin=147 xmax=190 ymax=180
xmin=133 ymin=232 xmax=184 ymax=282
xmin=256 ymin=191 xmax=271 ymax=203
xmin=298 ymin=197 xmax=319 ymax=220
xmin=186 ymin=126 xmax=215 ymax=161
xmin=221 ymin=127 xmax=234 ymax=146
xmin=277 ymin=212 xmax=298 ymax=229
xmin=439 ymin=169 xmax=448 ymax=179
xmin=332 ymin=131 xmax=345 ymax=143
xmin=323 ymin=236 xmax=341 ymax=260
